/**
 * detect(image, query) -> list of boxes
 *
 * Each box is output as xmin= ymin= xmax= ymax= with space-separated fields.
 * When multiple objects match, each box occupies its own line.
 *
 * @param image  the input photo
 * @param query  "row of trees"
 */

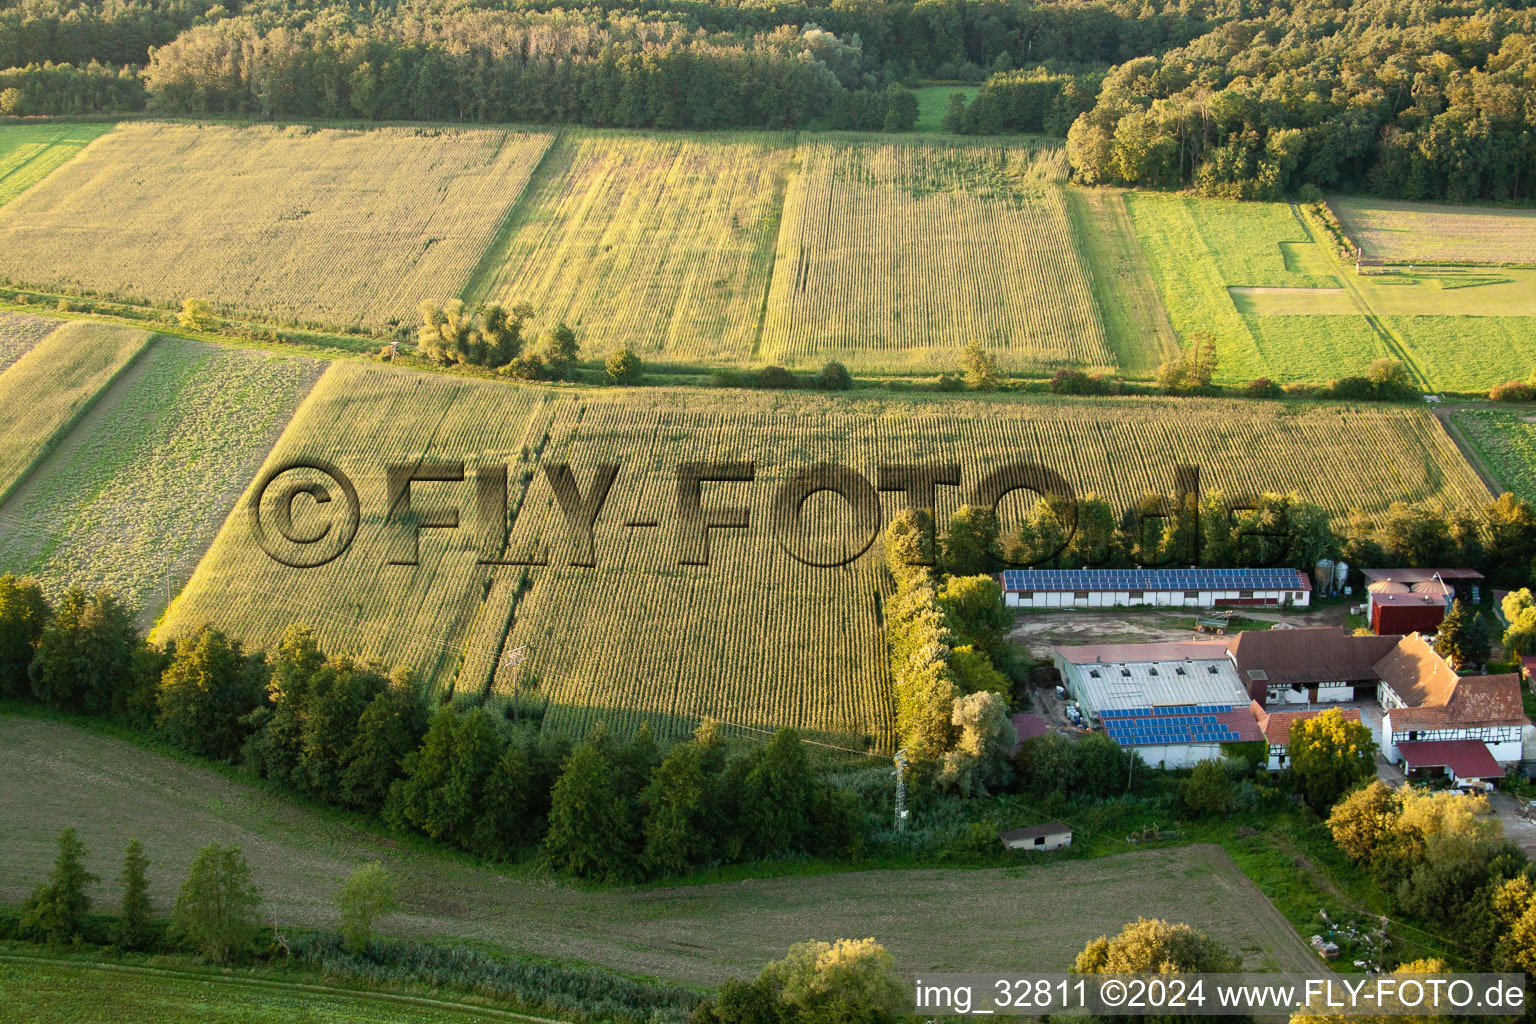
xmin=0 ymin=0 xmax=1202 ymax=87
xmin=0 ymin=60 xmax=143 ymax=115
xmin=140 ymin=17 xmax=918 ymax=130
xmin=882 ymin=508 xmax=1020 ymax=784
xmin=0 ymin=579 xmax=860 ymax=882
xmin=18 ymin=826 xmax=402 ymax=962
xmin=974 ymin=488 xmax=1536 ymax=593
xmin=943 ymin=66 xmax=1101 ymax=136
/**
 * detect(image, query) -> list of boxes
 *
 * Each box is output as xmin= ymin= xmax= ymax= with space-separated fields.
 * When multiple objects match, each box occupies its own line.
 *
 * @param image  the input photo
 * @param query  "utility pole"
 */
xmin=893 ymin=749 xmax=909 ymax=833
xmin=501 ymin=645 xmax=529 ymax=718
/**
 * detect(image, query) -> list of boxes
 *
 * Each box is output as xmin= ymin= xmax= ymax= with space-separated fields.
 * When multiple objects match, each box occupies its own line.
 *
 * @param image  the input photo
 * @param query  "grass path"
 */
xmin=0 ymin=714 xmax=1321 ymax=984
xmin=1066 ymin=186 xmax=1178 ymax=376
xmin=0 ymin=123 xmax=114 ymax=206
xmin=0 ymin=953 xmax=568 ymax=1023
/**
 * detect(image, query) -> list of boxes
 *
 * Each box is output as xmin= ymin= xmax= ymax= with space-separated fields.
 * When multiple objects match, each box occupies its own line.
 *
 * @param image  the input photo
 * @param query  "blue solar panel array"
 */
xmin=1100 ymin=704 xmax=1245 ymax=745
xmin=999 ymin=568 xmax=1303 ymax=591
xmin=1101 ymin=705 xmax=1234 ymax=717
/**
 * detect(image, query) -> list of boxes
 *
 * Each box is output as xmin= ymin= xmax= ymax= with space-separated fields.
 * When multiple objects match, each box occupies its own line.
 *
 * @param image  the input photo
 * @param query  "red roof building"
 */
xmin=1249 ymin=702 xmax=1363 ymax=771
xmin=1010 ymin=713 xmax=1050 ymax=757
xmin=1395 ymin=740 xmax=1506 ymax=787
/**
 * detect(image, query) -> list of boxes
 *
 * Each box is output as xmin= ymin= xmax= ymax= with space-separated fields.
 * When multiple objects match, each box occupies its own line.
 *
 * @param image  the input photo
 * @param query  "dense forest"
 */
xmin=1 ymin=0 xmax=1534 ymax=198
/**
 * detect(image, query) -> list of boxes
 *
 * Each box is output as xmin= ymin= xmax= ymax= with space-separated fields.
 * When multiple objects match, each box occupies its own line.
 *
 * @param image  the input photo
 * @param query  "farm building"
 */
xmin=1249 ymin=703 xmax=1363 ymax=772
xmin=1395 ymin=741 xmax=1505 ymax=790
xmin=998 ymin=568 xmax=1311 ymax=610
xmin=1009 ymin=712 xmax=1049 ymax=757
xmin=1227 ymin=627 xmax=1400 ymax=705
xmin=1363 ymin=568 xmax=1483 ymax=636
xmin=1053 ymin=641 xmax=1260 ymax=768
xmin=999 ymin=822 xmax=1073 ymax=851
xmin=1376 ymin=632 xmax=1526 ymax=781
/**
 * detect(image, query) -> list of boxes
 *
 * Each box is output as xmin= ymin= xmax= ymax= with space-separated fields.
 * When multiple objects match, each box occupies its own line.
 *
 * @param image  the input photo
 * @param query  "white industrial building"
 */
xmin=999 ymin=568 xmax=1311 ymax=610
xmin=1053 ymin=641 xmax=1261 ymax=768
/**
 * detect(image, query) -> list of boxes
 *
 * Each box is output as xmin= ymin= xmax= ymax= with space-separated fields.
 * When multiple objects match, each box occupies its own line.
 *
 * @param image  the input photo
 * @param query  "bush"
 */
xmin=1491 ymin=380 xmax=1536 ymax=402
xmin=961 ymin=342 xmax=998 ymax=391
xmin=1048 ymin=368 xmax=1108 ymax=395
xmin=177 ymin=297 xmax=217 ymax=332
xmin=1178 ymin=759 xmax=1235 ymax=815
xmin=605 ymin=347 xmax=643 ymax=385
xmin=756 ymin=365 xmax=797 ymax=390
xmin=1245 ymin=377 xmax=1282 ymax=398
xmin=934 ymin=372 xmax=965 ymax=392
xmin=815 ymin=360 xmax=852 ymax=390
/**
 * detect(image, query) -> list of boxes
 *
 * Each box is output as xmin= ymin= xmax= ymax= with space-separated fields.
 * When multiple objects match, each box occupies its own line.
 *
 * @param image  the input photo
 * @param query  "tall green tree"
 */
xmin=170 ymin=845 xmax=261 ymax=963
xmin=641 ymin=739 xmax=717 ymax=878
xmin=30 ymin=587 xmax=137 ymax=714
xmin=743 ymin=729 xmax=817 ymax=858
xmin=544 ymin=742 xmax=632 ymax=880
xmin=1437 ymin=599 xmax=1491 ymax=670
xmin=116 ymin=837 xmax=152 ymax=951
xmin=1503 ymin=589 xmax=1536 ymax=657
xmin=384 ymin=708 xmax=506 ymax=853
xmin=336 ymin=861 xmax=400 ymax=954
xmin=19 ymin=827 xmax=96 ymax=945
xmin=339 ymin=668 xmax=428 ymax=813
xmin=941 ymin=506 xmax=999 ymax=576
xmin=0 ymin=573 xmax=47 ymax=697
xmin=156 ymin=625 xmax=266 ymax=761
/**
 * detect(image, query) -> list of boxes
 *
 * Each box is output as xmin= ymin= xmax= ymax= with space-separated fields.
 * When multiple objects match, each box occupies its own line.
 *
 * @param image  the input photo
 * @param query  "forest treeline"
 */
xmin=4 ymin=0 xmax=1533 ymax=200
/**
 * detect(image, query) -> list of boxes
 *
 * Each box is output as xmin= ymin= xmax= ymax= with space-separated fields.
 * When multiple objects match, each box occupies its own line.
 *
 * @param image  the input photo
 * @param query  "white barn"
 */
xmin=1053 ymin=641 xmax=1261 ymax=769
xmin=1000 ymin=568 xmax=1311 ymax=610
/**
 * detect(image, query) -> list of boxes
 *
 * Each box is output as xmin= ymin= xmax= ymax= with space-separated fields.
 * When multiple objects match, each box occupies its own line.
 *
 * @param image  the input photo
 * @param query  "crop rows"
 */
xmin=0 ymin=123 xmax=554 ymax=329
xmin=161 ymin=366 xmax=1489 ymax=747
xmin=0 ymin=321 xmax=153 ymax=502
xmin=760 ymin=138 xmax=1112 ymax=373
xmin=472 ymin=132 xmax=794 ymax=364
xmin=0 ymin=337 xmax=323 ymax=622
xmin=156 ymin=363 xmax=558 ymax=689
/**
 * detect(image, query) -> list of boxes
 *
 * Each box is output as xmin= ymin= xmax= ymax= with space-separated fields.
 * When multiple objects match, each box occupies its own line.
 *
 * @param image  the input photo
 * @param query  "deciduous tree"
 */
xmin=170 ymin=844 xmax=260 ymax=963
xmin=337 ymin=861 xmax=400 ymax=953
xmin=1288 ymin=708 xmax=1377 ymax=809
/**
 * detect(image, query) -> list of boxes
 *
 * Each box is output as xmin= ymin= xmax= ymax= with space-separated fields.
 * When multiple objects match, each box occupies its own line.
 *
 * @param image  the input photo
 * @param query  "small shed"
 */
xmin=999 ymin=822 xmax=1073 ymax=852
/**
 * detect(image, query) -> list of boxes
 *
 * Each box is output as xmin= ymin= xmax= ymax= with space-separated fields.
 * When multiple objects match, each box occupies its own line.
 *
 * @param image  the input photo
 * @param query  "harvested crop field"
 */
xmin=0 ymin=321 xmax=153 ymax=502
xmin=0 ymin=336 xmax=323 ymax=622
xmin=159 ymin=362 xmax=1488 ymax=747
xmin=0 ymin=715 xmax=1323 ymax=983
xmin=0 ymin=122 xmax=554 ymax=329
xmin=0 ymin=311 xmax=59 ymax=373
xmin=1330 ymin=195 xmax=1536 ymax=264
xmin=470 ymin=132 xmax=793 ymax=365
xmin=760 ymin=138 xmax=1111 ymax=373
